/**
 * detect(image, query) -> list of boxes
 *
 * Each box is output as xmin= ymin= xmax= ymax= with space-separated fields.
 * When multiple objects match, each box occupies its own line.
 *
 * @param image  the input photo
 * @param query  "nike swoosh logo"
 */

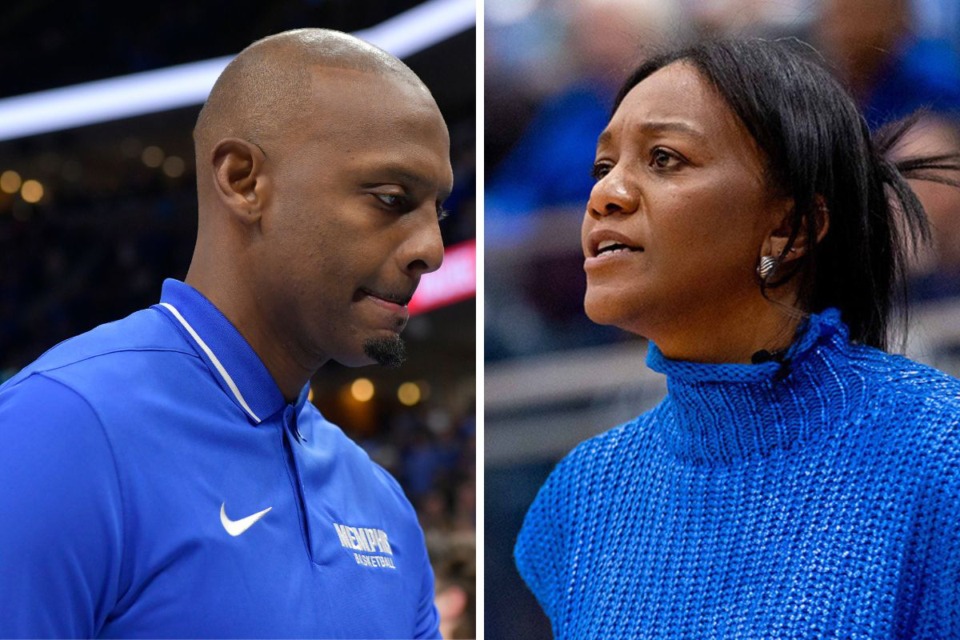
xmin=220 ymin=502 xmax=272 ymax=537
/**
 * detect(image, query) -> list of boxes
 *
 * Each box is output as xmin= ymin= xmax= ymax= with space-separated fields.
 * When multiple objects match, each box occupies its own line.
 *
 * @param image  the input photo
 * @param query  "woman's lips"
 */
xmin=584 ymin=246 xmax=643 ymax=270
xmin=585 ymin=228 xmax=643 ymax=257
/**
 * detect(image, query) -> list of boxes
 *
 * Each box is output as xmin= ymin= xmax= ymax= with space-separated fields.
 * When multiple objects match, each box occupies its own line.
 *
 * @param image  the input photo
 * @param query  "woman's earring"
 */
xmin=757 ymin=256 xmax=778 ymax=280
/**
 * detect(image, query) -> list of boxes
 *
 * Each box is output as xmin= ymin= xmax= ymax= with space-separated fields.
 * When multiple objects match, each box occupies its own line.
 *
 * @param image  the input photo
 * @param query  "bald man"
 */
xmin=0 ymin=29 xmax=451 ymax=638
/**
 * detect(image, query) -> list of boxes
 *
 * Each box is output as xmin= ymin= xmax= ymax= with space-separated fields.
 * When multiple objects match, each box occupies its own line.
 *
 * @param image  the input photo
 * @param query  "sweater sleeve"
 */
xmin=914 ymin=417 xmax=960 ymax=638
xmin=514 ymin=447 xmax=582 ymax=625
xmin=0 ymin=374 xmax=124 ymax=638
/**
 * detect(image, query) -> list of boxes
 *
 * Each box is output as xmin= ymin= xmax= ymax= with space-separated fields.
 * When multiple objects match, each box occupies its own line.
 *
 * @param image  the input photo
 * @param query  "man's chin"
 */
xmin=362 ymin=334 xmax=406 ymax=368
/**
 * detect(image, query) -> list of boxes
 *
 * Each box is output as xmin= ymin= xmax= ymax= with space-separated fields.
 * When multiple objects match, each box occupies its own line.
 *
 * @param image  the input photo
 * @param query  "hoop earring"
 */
xmin=757 ymin=256 xmax=778 ymax=280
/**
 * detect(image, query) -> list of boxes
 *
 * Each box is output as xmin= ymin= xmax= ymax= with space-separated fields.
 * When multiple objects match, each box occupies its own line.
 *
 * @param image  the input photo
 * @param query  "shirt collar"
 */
xmin=155 ymin=278 xmax=306 ymax=424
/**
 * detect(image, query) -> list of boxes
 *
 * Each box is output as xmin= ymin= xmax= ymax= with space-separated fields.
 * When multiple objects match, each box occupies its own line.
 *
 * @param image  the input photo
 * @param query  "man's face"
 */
xmin=253 ymin=67 xmax=451 ymax=368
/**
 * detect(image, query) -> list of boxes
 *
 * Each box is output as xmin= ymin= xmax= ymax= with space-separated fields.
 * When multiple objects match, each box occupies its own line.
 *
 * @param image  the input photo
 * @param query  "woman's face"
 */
xmin=582 ymin=62 xmax=787 ymax=345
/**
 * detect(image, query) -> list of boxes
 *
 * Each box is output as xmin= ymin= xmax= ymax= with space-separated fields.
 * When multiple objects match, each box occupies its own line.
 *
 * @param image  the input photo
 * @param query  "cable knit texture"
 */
xmin=515 ymin=310 xmax=960 ymax=638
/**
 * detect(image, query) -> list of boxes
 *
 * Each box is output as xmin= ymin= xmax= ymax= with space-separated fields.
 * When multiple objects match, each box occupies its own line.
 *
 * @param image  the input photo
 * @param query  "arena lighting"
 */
xmin=20 ymin=180 xmax=44 ymax=204
xmin=350 ymin=378 xmax=376 ymax=403
xmin=0 ymin=170 xmax=22 ymax=194
xmin=0 ymin=0 xmax=475 ymax=142
xmin=408 ymin=239 xmax=476 ymax=315
xmin=397 ymin=382 xmax=422 ymax=406
xmin=352 ymin=0 xmax=475 ymax=58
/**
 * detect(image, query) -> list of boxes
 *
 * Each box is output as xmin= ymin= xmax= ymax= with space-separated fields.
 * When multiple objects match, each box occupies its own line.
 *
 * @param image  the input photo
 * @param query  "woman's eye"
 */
xmin=651 ymin=148 xmax=681 ymax=169
xmin=591 ymin=162 xmax=612 ymax=181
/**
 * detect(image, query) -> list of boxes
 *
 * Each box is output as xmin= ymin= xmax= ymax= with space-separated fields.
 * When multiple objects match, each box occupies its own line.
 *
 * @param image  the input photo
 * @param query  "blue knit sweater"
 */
xmin=515 ymin=310 xmax=960 ymax=638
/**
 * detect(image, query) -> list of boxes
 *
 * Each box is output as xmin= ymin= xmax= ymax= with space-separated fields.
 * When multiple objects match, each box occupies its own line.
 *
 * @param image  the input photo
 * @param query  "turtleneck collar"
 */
xmin=647 ymin=309 xmax=867 ymax=464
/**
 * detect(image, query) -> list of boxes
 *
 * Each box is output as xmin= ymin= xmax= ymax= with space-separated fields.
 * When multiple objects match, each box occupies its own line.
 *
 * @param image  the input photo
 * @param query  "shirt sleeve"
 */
xmin=0 ymin=373 xmax=124 ymax=638
xmin=413 ymin=537 xmax=442 ymax=639
xmin=371 ymin=462 xmax=441 ymax=639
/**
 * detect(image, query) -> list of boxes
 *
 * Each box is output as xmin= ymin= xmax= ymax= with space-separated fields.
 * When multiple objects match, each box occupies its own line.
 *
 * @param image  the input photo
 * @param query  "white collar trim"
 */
xmin=159 ymin=302 xmax=262 ymax=423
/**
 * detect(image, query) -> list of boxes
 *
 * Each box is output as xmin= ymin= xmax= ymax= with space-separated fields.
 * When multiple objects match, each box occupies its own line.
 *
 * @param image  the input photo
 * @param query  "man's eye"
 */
xmin=591 ymin=162 xmax=612 ymax=181
xmin=375 ymin=193 xmax=405 ymax=208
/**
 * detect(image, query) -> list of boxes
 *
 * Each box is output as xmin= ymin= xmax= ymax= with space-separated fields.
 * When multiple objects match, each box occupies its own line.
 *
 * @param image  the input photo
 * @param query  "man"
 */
xmin=0 ymin=29 xmax=452 ymax=638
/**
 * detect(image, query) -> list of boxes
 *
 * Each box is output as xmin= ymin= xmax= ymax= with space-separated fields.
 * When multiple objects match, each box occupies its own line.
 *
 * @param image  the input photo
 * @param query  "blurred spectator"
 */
xmin=486 ymin=0 xmax=681 ymax=244
xmin=685 ymin=0 xmax=815 ymax=38
xmin=352 ymin=405 xmax=475 ymax=534
xmin=428 ymin=532 xmax=476 ymax=640
xmin=890 ymin=116 xmax=960 ymax=300
xmin=815 ymin=0 xmax=960 ymax=128
xmin=815 ymin=0 xmax=960 ymax=302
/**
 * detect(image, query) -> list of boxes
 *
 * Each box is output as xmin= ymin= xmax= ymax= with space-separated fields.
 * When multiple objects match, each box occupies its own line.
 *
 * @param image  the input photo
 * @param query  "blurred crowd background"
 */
xmin=0 ymin=1 xmax=475 ymax=637
xmin=485 ymin=0 xmax=960 ymax=637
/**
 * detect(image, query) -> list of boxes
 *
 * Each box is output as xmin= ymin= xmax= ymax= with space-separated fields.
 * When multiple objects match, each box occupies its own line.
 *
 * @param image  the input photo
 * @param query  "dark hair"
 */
xmin=614 ymin=38 xmax=960 ymax=350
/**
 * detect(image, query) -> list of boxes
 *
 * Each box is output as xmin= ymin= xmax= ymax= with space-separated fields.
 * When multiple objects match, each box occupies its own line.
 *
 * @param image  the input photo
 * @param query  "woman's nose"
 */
xmin=587 ymin=168 xmax=638 ymax=218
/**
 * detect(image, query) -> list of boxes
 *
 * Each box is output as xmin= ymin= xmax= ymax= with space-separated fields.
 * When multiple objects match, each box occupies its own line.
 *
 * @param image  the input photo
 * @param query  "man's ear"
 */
xmin=210 ymin=138 xmax=268 ymax=223
xmin=764 ymin=195 xmax=831 ymax=264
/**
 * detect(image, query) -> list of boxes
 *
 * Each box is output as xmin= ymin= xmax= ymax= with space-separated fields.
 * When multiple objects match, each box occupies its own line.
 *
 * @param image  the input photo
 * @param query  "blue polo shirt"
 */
xmin=0 ymin=279 xmax=440 ymax=639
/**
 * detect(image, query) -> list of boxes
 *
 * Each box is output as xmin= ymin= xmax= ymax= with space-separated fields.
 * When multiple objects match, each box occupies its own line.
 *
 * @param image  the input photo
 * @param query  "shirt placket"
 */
xmin=281 ymin=404 xmax=314 ymax=562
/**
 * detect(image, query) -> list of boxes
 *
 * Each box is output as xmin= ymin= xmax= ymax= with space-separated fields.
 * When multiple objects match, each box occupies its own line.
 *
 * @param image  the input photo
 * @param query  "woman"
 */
xmin=514 ymin=39 xmax=960 ymax=638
